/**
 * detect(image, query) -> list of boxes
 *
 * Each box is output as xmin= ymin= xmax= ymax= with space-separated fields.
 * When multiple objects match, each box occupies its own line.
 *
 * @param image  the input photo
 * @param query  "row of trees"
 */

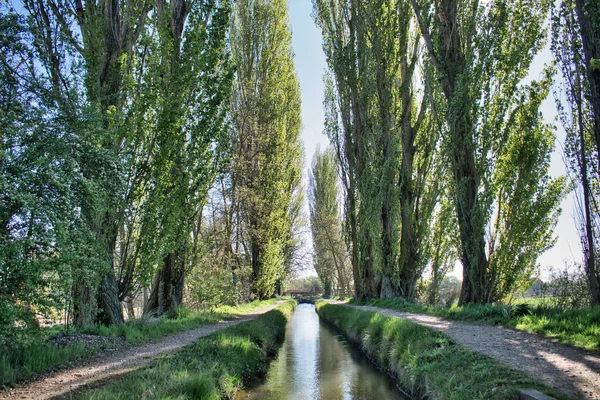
xmin=309 ymin=0 xmax=600 ymax=305
xmin=1 ymin=0 xmax=303 ymax=342
xmin=552 ymin=0 xmax=600 ymax=305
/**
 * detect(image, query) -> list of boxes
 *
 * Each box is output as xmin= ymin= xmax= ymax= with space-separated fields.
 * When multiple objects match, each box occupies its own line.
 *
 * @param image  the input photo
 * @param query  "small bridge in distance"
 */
xmin=284 ymin=289 xmax=322 ymax=304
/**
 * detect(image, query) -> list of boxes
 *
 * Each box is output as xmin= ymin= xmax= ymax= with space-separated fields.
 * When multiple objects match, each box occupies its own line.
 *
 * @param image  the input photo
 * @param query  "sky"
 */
xmin=286 ymin=0 xmax=582 ymax=280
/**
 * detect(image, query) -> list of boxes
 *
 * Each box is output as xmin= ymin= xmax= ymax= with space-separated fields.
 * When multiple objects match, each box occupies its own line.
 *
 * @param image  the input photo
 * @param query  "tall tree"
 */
xmin=231 ymin=0 xmax=303 ymax=299
xmin=140 ymin=0 xmax=233 ymax=316
xmin=20 ymin=0 xmax=153 ymax=326
xmin=572 ymin=0 xmax=600 ymax=172
xmin=552 ymin=0 xmax=600 ymax=305
xmin=314 ymin=0 xmax=440 ymax=299
xmin=410 ymin=0 xmax=566 ymax=303
xmin=309 ymin=147 xmax=352 ymax=297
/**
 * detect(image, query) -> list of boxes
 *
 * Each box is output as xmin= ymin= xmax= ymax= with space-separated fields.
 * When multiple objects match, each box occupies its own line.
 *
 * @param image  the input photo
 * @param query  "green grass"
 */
xmin=352 ymin=298 xmax=600 ymax=351
xmin=317 ymin=302 xmax=570 ymax=400
xmin=76 ymin=300 xmax=296 ymax=399
xmin=0 ymin=299 xmax=279 ymax=388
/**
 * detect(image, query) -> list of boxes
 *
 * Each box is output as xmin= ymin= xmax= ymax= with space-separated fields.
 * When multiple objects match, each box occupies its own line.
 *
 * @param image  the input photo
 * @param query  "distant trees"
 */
xmin=308 ymin=147 xmax=352 ymax=297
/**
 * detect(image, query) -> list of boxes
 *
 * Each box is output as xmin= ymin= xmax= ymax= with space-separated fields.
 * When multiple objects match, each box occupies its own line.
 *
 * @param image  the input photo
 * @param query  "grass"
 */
xmin=76 ymin=300 xmax=296 ymax=399
xmin=351 ymin=297 xmax=600 ymax=351
xmin=316 ymin=302 xmax=570 ymax=400
xmin=0 ymin=299 xmax=279 ymax=388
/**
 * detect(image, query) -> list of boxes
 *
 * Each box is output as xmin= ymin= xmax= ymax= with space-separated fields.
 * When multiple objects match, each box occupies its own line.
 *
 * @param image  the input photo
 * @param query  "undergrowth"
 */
xmin=317 ymin=302 xmax=570 ymax=400
xmin=352 ymin=298 xmax=600 ymax=350
xmin=0 ymin=299 xmax=279 ymax=388
xmin=77 ymin=300 xmax=296 ymax=399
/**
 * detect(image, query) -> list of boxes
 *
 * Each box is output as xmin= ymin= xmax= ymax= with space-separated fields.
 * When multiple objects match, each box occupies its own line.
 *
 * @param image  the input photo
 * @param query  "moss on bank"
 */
xmin=76 ymin=300 xmax=296 ymax=399
xmin=316 ymin=302 xmax=570 ymax=400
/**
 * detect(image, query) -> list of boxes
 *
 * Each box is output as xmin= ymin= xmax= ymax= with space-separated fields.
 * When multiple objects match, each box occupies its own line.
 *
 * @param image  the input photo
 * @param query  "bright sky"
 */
xmin=287 ymin=0 xmax=582 ymax=280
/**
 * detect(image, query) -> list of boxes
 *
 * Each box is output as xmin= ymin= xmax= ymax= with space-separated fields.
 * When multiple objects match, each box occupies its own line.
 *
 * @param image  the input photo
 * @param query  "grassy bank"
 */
xmin=317 ymin=302 xmax=569 ymax=400
xmin=352 ymin=298 xmax=600 ymax=351
xmin=77 ymin=300 xmax=296 ymax=399
xmin=0 ymin=299 xmax=279 ymax=387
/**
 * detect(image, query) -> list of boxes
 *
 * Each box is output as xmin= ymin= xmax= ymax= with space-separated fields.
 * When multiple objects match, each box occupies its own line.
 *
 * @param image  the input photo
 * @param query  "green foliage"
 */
xmin=308 ymin=147 xmax=352 ymax=297
xmin=316 ymin=303 xmax=568 ymax=399
xmin=0 ymin=7 xmax=114 ymax=342
xmin=313 ymin=0 xmax=443 ymax=300
xmin=76 ymin=301 xmax=296 ymax=399
xmin=230 ymin=0 xmax=304 ymax=299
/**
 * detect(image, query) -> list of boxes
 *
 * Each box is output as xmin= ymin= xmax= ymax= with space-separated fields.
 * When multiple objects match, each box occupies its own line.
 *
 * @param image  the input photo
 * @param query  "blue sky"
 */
xmin=287 ymin=0 xmax=581 ymax=279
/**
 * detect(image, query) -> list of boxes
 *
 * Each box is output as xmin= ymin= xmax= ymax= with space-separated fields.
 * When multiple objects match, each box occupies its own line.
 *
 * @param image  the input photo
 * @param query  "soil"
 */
xmin=47 ymin=333 xmax=125 ymax=349
xmin=0 ymin=303 xmax=281 ymax=400
xmin=343 ymin=303 xmax=600 ymax=400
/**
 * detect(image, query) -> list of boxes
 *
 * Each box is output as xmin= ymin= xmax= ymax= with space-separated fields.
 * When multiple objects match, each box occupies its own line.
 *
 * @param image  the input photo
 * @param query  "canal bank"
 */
xmin=237 ymin=303 xmax=408 ymax=399
xmin=316 ymin=302 xmax=570 ymax=400
xmin=70 ymin=301 xmax=296 ymax=399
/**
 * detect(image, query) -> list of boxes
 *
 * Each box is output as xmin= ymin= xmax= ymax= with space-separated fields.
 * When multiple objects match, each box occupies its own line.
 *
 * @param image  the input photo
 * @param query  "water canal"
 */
xmin=237 ymin=303 xmax=409 ymax=400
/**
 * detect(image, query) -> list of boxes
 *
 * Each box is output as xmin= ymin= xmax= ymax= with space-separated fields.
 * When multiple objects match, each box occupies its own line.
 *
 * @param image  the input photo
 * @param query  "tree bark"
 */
xmin=144 ymin=252 xmax=185 ymax=316
xmin=574 ymin=0 xmax=600 ymax=174
xmin=411 ymin=0 xmax=489 ymax=304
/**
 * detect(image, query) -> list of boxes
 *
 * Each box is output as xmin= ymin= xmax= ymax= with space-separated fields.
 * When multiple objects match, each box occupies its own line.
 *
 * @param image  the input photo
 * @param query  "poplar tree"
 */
xmin=552 ymin=0 xmax=600 ymax=305
xmin=231 ymin=0 xmax=303 ymax=299
xmin=314 ymin=0 xmax=441 ymax=299
xmin=140 ymin=0 xmax=233 ymax=316
xmin=410 ymin=0 xmax=566 ymax=303
xmin=309 ymin=147 xmax=352 ymax=297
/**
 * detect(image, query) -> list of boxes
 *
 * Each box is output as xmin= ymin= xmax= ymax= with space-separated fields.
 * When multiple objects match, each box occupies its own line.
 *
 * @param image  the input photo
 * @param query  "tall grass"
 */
xmin=77 ymin=301 xmax=296 ymax=399
xmin=0 ymin=298 xmax=279 ymax=388
xmin=353 ymin=298 xmax=600 ymax=350
xmin=317 ymin=302 xmax=570 ymax=400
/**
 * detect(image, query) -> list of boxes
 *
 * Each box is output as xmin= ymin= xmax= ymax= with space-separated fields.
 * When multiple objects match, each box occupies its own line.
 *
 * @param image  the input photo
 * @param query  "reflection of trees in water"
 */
xmin=244 ymin=305 xmax=406 ymax=400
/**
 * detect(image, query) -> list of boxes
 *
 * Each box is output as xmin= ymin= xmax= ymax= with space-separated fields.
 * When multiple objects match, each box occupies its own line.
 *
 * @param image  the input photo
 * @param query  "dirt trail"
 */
xmin=0 ymin=303 xmax=282 ymax=400
xmin=337 ymin=303 xmax=600 ymax=400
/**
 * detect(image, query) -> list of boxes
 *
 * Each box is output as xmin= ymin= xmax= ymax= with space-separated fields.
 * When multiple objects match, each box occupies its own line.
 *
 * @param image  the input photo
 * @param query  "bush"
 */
xmin=536 ymin=263 xmax=590 ymax=310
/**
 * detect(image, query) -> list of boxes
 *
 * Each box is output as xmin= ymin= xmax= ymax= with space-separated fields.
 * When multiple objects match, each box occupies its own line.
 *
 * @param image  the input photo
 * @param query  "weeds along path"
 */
xmin=0 ymin=303 xmax=282 ymax=400
xmin=338 ymin=303 xmax=600 ymax=399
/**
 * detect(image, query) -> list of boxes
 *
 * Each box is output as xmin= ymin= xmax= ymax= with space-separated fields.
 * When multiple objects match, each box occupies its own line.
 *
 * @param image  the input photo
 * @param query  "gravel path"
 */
xmin=339 ymin=303 xmax=600 ymax=400
xmin=0 ymin=303 xmax=282 ymax=400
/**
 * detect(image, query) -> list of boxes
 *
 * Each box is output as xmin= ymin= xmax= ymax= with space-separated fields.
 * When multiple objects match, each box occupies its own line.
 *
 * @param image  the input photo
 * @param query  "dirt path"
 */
xmin=338 ymin=303 xmax=599 ymax=399
xmin=0 ymin=303 xmax=282 ymax=400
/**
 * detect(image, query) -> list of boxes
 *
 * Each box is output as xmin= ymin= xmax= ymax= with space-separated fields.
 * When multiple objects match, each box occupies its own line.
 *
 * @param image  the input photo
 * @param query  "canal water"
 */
xmin=237 ymin=303 xmax=409 ymax=400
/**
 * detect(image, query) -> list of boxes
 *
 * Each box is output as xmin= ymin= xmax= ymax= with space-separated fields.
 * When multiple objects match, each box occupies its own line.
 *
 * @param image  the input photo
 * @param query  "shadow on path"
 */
xmin=0 ymin=303 xmax=282 ymax=400
xmin=341 ymin=303 xmax=599 ymax=400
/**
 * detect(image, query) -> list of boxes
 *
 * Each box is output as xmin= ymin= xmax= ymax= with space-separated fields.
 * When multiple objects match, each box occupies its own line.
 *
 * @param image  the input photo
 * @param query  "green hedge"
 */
xmin=317 ymin=302 xmax=570 ymax=400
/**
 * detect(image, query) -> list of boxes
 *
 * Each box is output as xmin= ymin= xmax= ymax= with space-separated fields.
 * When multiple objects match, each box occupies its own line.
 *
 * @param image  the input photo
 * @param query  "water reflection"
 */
xmin=238 ymin=303 xmax=407 ymax=400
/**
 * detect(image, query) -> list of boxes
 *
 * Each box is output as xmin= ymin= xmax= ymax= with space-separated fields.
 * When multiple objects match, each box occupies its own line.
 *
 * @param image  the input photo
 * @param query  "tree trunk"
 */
xmin=72 ymin=280 xmax=95 ymax=327
xmin=575 ymin=70 xmax=600 ymax=305
xmin=96 ymin=272 xmax=124 ymax=325
xmin=251 ymin=237 xmax=262 ymax=299
xmin=144 ymin=252 xmax=185 ymax=316
xmin=126 ymin=291 xmax=136 ymax=319
xmin=574 ymin=0 xmax=600 ymax=173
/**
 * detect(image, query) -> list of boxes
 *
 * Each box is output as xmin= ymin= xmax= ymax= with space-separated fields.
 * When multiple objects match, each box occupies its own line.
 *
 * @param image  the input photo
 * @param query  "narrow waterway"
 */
xmin=237 ymin=303 xmax=408 ymax=400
